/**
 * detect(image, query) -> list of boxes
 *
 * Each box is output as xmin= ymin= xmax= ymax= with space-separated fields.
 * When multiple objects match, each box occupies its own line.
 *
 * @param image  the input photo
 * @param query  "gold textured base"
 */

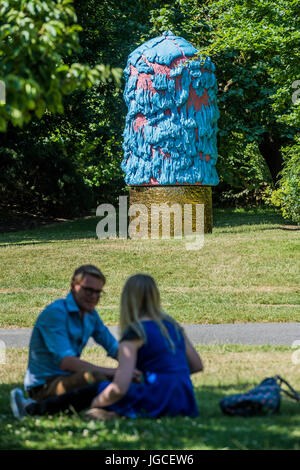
xmin=129 ymin=185 xmax=213 ymax=236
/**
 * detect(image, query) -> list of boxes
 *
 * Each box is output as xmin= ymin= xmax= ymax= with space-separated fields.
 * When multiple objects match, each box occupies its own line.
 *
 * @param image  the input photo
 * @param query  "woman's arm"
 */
xmin=90 ymin=338 xmax=143 ymax=408
xmin=183 ymin=332 xmax=204 ymax=374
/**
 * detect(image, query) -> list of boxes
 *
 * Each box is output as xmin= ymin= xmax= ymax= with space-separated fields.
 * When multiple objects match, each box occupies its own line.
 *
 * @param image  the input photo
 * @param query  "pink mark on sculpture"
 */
xmin=142 ymin=56 xmax=171 ymax=77
xmin=171 ymin=56 xmax=188 ymax=68
xmin=149 ymin=177 xmax=159 ymax=185
xmin=136 ymin=73 xmax=158 ymax=94
xmin=131 ymin=57 xmax=214 ymax=98
xmin=175 ymin=76 xmax=182 ymax=91
xmin=158 ymin=147 xmax=171 ymax=160
xmin=141 ymin=55 xmax=188 ymax=79
xmin=151 ymin=144 xmax=155 ymax=158
xmin=187 ymin=86 xmax=209 ymax=112
xmin=164 ymin=108 xmax=171 ymax=116
xmin=205 ymin=154 xmax=211 ymax=162
xmin=133 ymin=113 xmax=148 ymax=132
xmin=140 ymin=177 xmax=159 ymax=186
xmin=130 ymin=64 xmax=139 ymax=76
xmin=132 ymin=55 xmax=191 ymax=95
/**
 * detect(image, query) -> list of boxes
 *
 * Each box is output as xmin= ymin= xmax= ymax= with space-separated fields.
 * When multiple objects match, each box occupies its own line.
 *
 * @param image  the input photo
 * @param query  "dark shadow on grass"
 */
xmin=213 ymin=208 xmax=292 ymax=230
xmin=0 ymin=239 xmax=94 ymax=248
xmin=1 ymin=382 xmax=299 ymax=450
xmin=0 ymin=217 xmax=98 ymax=246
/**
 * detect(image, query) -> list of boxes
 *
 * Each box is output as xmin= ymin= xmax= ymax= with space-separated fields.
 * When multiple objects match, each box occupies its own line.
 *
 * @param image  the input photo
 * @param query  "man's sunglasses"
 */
xmin=81 ymin=286 xmax=104 ymax=297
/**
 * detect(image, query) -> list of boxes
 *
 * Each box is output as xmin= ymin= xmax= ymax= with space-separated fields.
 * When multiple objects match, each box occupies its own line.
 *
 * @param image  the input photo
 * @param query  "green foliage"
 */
xmin=0 ymin=138 xmax=93 ymax=217
xmin=149 ymin=0 xmax=300 ymax=185
xmin=1 ymin=0 xmax=299 ymax=215
xmin=0 ymin=0 xmax=127 ymax=216
xmin=271 ymin=140 xmax=300 ymax=224
xmin=64 ymin=0 xmax=151 ymax=200
xmin=217 ymin=136 xmax=272 ymax=188
xmin=213 ymin=135 xmax=273 ymax=207
xmin=0 ymin=0 xmax=122 ymax=131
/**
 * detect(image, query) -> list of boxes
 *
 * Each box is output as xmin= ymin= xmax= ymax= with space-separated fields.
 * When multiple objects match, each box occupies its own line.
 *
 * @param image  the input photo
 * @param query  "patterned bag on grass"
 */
xmin=220 ymin=376 xmax=300 ymax=417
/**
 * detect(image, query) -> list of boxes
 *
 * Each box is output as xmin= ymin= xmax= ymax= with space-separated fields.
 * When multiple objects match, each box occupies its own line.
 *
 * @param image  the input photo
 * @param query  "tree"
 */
xmin=0 ymin=0 xmax=122 ymax=131
xmin=271 ymin=140 xmax=300 ymax=224
xmin=2 ymin=0 xmax=298 ymax=217
xmin=0 ymin=0 xmax=150 ymax=216
xmin=148 ymin=0 xmax=300 ymax=185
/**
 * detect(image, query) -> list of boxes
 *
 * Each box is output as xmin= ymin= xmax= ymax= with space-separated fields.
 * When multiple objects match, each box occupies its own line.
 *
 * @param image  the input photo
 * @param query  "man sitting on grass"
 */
xmin=11 ymin=264 xmax=122 ymax=418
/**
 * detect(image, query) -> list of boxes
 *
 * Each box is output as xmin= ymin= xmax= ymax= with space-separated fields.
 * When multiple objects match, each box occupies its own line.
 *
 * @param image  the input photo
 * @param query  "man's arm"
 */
xmin=38 ymin=304 xmax=118 ymax=376
xmin=59 ymin=356 xmax=116 ymax=378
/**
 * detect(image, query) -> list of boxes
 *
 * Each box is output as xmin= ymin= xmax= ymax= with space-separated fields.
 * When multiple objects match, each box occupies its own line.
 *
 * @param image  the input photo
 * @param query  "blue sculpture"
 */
xmin=122 ymin=31 xmax=219 ymax=186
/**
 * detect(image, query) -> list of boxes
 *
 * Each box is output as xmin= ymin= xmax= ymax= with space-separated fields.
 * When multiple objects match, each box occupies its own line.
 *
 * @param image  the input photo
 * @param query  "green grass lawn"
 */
xmin=0 ymin=345 xmax=299 ymax=450
xmin=0 ymin=207 xmax=299 ymax=450
xmin=0 ymin=207 xmax=299 ymax=327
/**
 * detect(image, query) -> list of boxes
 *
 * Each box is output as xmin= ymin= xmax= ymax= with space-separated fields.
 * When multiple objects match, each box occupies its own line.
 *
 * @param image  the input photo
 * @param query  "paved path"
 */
xmin=0 ymin=323 xmax=299 ymax=348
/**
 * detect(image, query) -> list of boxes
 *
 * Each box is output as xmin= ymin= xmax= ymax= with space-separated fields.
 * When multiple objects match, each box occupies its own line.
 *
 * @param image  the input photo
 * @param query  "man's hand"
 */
xmin=60 ymin=356 xmax=117 ymax=378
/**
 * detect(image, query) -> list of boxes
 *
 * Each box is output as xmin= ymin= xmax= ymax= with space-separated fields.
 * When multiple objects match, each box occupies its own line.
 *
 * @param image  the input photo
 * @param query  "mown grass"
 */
xmin=0 ymin=208 xmax=299 ymax=327
xmin=0 ymin=345 xmax=299 ymax=450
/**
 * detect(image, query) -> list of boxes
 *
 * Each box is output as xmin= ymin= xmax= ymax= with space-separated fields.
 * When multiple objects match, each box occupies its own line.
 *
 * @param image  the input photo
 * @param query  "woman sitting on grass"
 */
xmin=11 ymin=274 xmax=203 ymax=420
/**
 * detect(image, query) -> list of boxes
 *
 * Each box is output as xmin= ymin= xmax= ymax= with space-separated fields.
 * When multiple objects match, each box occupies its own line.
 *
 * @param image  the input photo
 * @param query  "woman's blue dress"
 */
xmin=97 ymin=319 xmax=199 ymax=418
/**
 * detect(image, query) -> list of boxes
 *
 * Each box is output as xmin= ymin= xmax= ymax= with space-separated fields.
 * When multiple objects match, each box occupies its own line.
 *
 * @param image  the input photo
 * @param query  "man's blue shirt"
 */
xmin=24 ymin=291 xmax=118 ymax=390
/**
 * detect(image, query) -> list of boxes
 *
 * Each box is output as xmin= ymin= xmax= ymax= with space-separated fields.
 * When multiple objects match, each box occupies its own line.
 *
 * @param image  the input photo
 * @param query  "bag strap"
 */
xmin=274 ymin=375 xmax=300 ymax=402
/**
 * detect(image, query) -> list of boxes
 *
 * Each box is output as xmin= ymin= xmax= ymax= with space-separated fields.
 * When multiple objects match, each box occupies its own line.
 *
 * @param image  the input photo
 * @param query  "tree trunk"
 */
xmin=258 ymin=133 xmax=284 ymax=185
